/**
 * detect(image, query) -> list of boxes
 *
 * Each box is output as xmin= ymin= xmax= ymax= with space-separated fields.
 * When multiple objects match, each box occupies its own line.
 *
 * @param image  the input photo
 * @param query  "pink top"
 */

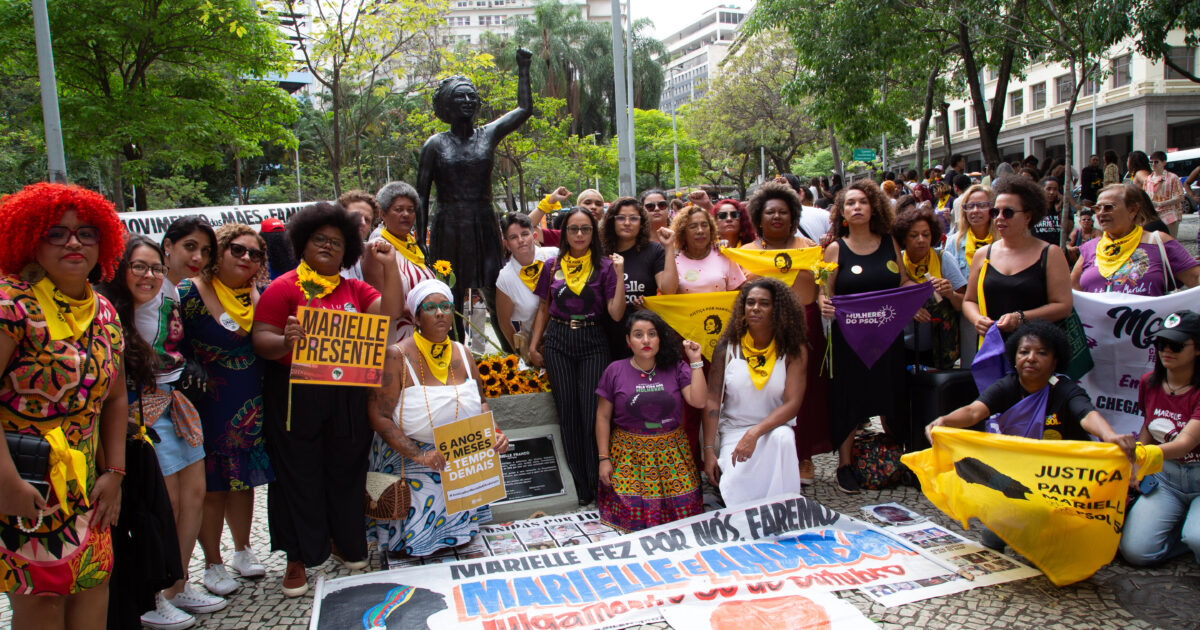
xmin=674 ymin=248 xmax=746 ymax=294
xmin=1147 ymin=171 xmax=1186 ymax=223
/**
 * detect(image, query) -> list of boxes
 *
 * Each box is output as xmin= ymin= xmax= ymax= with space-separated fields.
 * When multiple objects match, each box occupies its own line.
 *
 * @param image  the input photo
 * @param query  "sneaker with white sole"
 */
xmin=202 ymin=563 xmax=239 ymax=596
xmin=140 ymin=592 xmax=196 ymax=630
xmin=170 ymin=583 xmax=227 ymax=614
xmin=229 ymin=548 xmax=266 ymax=578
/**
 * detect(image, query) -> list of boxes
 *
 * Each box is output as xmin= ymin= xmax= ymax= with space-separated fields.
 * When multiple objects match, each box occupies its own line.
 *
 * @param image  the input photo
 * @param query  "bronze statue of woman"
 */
xmin=416 ymin=48 xmax=533 ymax=333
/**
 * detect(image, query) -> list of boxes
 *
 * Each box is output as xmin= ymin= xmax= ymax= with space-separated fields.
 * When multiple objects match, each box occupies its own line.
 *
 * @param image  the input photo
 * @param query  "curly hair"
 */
xmin=712 ymin=198 xmax=756 ymax=246
xmin=202 ymin=223 xmax=269 ymax=285
xmin=746 ymin=182 xmax=802 ymax=239
xmin=337 ymin=189 xmax=381 ymax=227
xmin=433 ymin=76 xmax=479 ymax=124
xmin=601 ymin=196 xmax=649 ymax=254
xmin=671 ymin=205 xmax=718 ymax=253
xmin=0 ymin=182 xmax=125 ymax=282
xmin=95 ymin=234 xmax=162 ymax=392
xmin=555 ymin=207 xmax=605 ymax=260
xmin=287 ymin=201 xmax=364 ymax=270
xmin=830 ymin=178 xmax=893 ymax=239
xmin=1004 ymin=320 xmax=1069 ymax=372
xmin=716 ymin=277 xmax=806 ymax=359
xmin=992 ymin=176 xmax=1049 ymax=226
xmin=624 ymin=310 xmax=683 ymax=370
xmin=375 ymin=181 xmax=420 ymax=217
xmin=893 ymin=207 xmax=943 ymax=249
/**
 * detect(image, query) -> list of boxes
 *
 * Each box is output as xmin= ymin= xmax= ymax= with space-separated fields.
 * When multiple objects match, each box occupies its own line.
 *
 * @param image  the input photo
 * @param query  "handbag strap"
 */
xmin=1150 ymin=231 xmax=1176 ymax=293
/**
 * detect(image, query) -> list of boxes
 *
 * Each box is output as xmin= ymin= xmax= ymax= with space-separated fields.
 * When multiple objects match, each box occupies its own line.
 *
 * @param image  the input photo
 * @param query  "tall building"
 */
xmin=258 ymin=0 xmax=314 ymax=93
xmin=892 ymin=35 xmax=1200 ymax=174
xmin=441 ymin=0 xmax=624 ymax=46
xmin=659 ymin=5 xmax=747 ymax=113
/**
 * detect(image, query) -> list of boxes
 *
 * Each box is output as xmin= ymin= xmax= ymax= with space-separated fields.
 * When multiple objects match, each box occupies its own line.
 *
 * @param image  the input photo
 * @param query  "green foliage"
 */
xmin=146 ymin=174 xmax=216 ymax=210
xmin=1120 ymin=0 xmax=1200 ymax=82
xmin=792 ymin=148 xmax=836 ymax=179
xmin=604 ymin=108 xmax=698 ymax=191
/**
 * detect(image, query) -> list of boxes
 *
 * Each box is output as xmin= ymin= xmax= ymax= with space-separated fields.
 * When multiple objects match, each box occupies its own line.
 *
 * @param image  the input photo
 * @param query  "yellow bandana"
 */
xmin=381 ymin=228 xmax=426 ymax=268
xmin=964 ymin=232 xmax=994 ymax=268
xmin=211 ymin=276 xmax=254 ymax=333
xmin=31 ymin=277 xmax=95 ymax=341
xmin=903 ymin=249 xmax=942 ymax=281
xmin=45 ymin=426 xmax=88 ymax=513
xmin=1094 ymin=226 xmax=1143 ymax=279
xmin=740 ymin=332 xmax=777 ymax=390
xmin=560 ymin=251 xmax=593 ymax=295
xmin=295 ymin=260 xmax=341 ymax=302
xmin=414 ymin=331 xmax=452 ymax=384
xmin=519 ymin=260 xmax=544 ymax=292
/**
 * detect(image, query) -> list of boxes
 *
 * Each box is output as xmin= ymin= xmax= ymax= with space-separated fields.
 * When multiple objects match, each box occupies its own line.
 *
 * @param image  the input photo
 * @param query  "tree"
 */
xmin=283 ymin=0 xmax=447 ymax=195
xmin=609 ymin=108 xmax=698 ymax=191
xmin=1121 ymin=0 xmax=1200 ymax=83
xmin=0 ymin=0 xmax=299 ymax=209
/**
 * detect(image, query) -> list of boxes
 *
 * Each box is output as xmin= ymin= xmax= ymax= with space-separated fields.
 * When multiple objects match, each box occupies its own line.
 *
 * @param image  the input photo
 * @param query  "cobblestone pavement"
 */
xmin=1 ymin=215 xmax=1197 ymax=629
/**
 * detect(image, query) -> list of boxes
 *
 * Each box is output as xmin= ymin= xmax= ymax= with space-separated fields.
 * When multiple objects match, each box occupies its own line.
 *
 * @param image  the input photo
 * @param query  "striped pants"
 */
xmin=543 ymin=321 xmax=609 ymax=503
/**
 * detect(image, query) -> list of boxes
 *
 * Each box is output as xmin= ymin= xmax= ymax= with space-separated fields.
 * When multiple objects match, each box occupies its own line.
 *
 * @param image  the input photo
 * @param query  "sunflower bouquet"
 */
xmin=475 ymin=353 xmax=551 ymax=398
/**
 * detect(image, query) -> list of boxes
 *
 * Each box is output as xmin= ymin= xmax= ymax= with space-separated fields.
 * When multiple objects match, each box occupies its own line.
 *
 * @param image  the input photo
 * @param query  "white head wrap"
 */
xmin=406 ymin=279 xmax=454 ymax=318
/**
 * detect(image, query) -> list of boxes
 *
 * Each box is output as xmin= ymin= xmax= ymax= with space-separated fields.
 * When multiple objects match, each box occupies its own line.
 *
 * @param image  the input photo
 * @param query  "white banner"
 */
xmin=118 ymin=202 xmax=310 ymax=242
xmin=1073 ymin=287 xmax=1200 ymax=435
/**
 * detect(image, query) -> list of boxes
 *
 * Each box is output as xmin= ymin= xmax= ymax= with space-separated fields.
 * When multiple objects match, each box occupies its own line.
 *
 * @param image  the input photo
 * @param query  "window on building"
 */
xmin=1030 ymin=82 xmax=1046 ymax=110
xmin=954 ymin=109 xmax=965 ymax=132
xmin=458 ymin=34 xmax=471 ymax=42
xmin=1166 ymin=47 xmax=1196 ymax=80
xmin=1009 ymin=90 xmax=1023 ymax=117
xmin=1111 ymin=54 xmax=1131 ymax=87
xmin=987 ymin=68 xmax=997 ymax=82
xmin=1055 ymin=75 xmax=1072 ymax=104
xmin=479 ymin=15 xmax=492 ymax=26
xmin=496 ymin=15 xmax=505 ymax=24
xmin=1081 ymin=74 xmax=1100 ymax=96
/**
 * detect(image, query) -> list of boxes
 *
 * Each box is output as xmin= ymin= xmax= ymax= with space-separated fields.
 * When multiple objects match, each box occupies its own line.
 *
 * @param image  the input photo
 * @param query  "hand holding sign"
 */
xmin=284 ymin=315 xmax=305 ymax=349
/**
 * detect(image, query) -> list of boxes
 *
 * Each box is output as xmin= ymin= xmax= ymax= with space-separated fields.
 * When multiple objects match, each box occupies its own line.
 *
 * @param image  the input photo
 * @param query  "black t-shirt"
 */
xmin=1031 ymin=205 xmax=1073 ymax=245
xmin=978 ymin=374 xmax=1095 ymax=441
xmin=1080 ymin=166 xmax=1104 ymax=202
xmin=617 ymin=241 xmax=665 ymax=305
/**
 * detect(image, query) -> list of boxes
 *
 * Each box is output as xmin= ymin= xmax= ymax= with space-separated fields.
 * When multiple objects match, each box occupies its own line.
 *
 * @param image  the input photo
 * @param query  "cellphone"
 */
xmin=26 ymin=479 xmax=51 ymax=503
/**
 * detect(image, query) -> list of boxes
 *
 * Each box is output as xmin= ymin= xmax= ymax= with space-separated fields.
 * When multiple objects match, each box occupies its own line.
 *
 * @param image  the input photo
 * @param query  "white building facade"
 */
xmin=441 ymin=0 xmax=623 ymax=46
xmin=659 ymin=5 xmax=746 ymax=113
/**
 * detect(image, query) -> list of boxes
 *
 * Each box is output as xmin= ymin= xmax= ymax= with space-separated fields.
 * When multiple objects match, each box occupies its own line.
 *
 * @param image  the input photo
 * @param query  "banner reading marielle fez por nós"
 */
xmin=1072 ymin=286 xmax=1200 ymax=436
xmin=291 ymin=306 xmax=388 ymax=386
xmin=311 ymin=495 xmax=959 ymax=630
xmin=119 ymin=202 xmax=309 ymax=242
xmin=433 ymin=412 xmax=506 ymax=515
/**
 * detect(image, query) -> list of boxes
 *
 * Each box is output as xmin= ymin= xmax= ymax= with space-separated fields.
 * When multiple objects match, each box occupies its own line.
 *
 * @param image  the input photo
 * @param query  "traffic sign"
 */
xmin=852 ymin=148 xmax=877 ymax=162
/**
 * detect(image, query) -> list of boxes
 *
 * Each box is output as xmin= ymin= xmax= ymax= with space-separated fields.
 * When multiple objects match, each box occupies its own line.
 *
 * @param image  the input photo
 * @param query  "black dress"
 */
xmin=829 ymin=237 xmax=907 ymax=448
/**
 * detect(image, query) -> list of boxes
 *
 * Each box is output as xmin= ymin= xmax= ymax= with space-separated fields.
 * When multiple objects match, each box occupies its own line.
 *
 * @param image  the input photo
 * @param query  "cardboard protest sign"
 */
xmin=434 ymin=412 xmax=506 ymax=514
xmin=291 ymin=306 xmax=389 ymax=386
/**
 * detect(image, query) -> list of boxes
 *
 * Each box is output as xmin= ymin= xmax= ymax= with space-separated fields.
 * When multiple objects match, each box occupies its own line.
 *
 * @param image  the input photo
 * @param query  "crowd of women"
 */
xmin=0 ymin=164 xmax=1196 ymax=628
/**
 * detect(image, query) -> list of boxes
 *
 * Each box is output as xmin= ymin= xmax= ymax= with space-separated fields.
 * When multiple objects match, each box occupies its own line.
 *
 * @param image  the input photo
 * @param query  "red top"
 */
xmin=255 ymin=268 xmax=381 ymax=365
xmin=1139 ymin=374 xmax=1200 ymax=465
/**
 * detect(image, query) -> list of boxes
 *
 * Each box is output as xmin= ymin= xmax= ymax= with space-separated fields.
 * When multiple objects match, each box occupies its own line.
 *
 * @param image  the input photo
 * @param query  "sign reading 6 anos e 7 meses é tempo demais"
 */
xmin=290 ymin=306 xmax=389 ymax=386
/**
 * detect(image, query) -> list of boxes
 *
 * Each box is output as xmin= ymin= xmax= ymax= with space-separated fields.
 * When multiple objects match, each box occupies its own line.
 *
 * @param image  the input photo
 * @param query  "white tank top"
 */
xmin=718 ymin=343 xmax=792 ymax=431
xmin=394 ymin=342 xmax=482 ymax=444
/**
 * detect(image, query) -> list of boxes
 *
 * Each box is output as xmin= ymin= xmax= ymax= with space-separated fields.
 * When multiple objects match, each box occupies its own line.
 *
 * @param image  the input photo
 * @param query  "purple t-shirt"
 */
xmin=1077 ymin=238 xmax=1197 ymax=295
xmin=534 ymin=255 xmax=618 ymax=320
xmin=596 ymin=359 xmax=692 ymax=433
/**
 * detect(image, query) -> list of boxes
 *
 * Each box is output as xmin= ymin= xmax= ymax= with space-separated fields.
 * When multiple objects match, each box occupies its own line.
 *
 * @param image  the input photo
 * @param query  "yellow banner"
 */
xmin=720 ymin=246 xmax=823 ymax=285
xmin=290 ymin=306 xmax=389 ymax=386
xmin=434 ymin=411 xmax=507 ymax=515
xmin=901 ymin=427 xmax=1163 ymax=586
xmin=643 ymin=291 xmax=738 ymax=361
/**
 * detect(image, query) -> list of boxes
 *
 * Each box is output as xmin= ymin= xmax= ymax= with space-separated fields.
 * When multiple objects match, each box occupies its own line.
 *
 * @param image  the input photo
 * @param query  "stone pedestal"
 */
xmin=488 ymin=392 xmax=580 ymax=521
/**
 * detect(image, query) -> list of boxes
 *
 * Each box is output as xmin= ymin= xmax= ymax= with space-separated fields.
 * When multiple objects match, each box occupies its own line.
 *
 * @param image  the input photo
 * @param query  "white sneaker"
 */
xmin=202 ymin=563 xmax=240 ymax=596
xmin=140 ymin=592 xmax=196 ymax=630
xmin=170 ymin=583 xmax=227 ymax=614
xmin=229 ymin=548 xmax=266 ymax=578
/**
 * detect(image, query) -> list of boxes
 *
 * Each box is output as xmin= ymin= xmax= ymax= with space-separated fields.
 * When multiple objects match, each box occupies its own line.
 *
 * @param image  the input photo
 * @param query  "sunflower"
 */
xmin=476 ymin=361 xmax=492 ymax=377
xmin=433 ymin=259 xmax=453 ymax=276
xmin=502 ymin=354 xmax=518 ymax=370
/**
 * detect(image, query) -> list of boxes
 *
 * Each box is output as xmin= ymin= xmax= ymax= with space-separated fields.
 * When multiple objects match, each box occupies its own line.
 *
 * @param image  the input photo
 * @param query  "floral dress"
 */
xmin=178 ymin=279 xmax=273 ymax=491
xmin=0 ymin=277 xmax=123 ymax=595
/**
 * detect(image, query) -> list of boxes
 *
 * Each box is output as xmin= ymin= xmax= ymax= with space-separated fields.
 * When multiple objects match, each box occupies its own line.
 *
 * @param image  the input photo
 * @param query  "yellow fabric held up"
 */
xmin=643 ymin=291 xmax=738 ymax=361
xmin=720 ymin=246 xmax=823 ymax=286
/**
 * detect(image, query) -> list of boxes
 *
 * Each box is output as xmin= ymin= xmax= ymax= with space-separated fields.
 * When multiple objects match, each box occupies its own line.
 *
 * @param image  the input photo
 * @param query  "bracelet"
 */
xmin=703 ymin=445 xmax=715 ymax=451
xmin=1017 ymin=310 xmax=1026 ymax=325
xmin=689 ymin=361 xmax=704 ymax=370
xmin=598 ymin=456 xmax=610 ymax=461
xmin=104 ymin=466 xmax=126 ymax=476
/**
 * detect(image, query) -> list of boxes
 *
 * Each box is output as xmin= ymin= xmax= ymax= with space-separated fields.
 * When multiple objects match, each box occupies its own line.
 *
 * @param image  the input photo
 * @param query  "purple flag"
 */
xmin=971 ymin=324 xmax=1012 ymax=393
xmin=986 ymin=379 xmax=1050 ymax=439
xmin=832 ymin=283 xmax=933 ymax=369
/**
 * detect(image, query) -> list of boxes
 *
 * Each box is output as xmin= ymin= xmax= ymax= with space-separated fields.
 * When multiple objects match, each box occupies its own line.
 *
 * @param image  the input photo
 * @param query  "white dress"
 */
xmin=716 ymin=344 xmax=800 ymax=507
xmin=495 ymin=246 xmax=557 ymax=333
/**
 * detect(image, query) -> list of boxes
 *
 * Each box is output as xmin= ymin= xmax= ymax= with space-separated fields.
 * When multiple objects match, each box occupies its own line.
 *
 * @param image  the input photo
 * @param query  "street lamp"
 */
xmin=670 ymin=67 xmax=681 ymax=193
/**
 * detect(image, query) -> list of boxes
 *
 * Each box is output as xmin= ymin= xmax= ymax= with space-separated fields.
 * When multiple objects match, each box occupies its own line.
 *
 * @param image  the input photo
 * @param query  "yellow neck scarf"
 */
xmin=519 ymin=260 xmax=544 ymax=292
xmin=381 ymin=228 xmax=426 ymax=268
xmin=903 ymin=249 xmax=942 ymax=281
xmin=560 ymin=251 xmax=592 ymax=295
xmin=211 ymin=276 xmax=254 ymax=332
xmin=45 ymin=427 xmax=88 ymax=513
xmin=414 ymin=331 xmax=452 ymax=384
xmin=31 ymin=277 xmax=95 ymax=341
xmin=295 ymin=260 xmax=341 ymax=302
xmin=1095 ymin=226 xmax=1143 ymax=279
xmin=964 ymin=231 xmax=993 ymax=268
xmin=740 ymin=332 xmax=777 ymax=390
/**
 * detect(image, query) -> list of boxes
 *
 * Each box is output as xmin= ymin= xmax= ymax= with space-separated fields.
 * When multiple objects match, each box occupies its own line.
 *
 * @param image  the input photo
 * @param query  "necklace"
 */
xmin=757 ymin=236 xmax=790 ymax=250
xmin=417 ymin=346 xmax=460 ymax=427
xmin=1165 ymin=379 xmax=1192 ymax=396
xmin=630 ymin=358 xmax=656 ymax=382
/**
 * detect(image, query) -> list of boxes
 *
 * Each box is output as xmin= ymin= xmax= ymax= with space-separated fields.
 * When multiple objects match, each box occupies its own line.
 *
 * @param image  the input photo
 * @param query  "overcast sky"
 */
xmin=632 ymin=0 xmax=756 ymax=38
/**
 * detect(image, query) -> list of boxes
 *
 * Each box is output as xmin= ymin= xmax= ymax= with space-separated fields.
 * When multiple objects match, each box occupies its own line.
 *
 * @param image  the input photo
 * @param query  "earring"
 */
xmin=842 ymin=219 xmax=848 ymax=227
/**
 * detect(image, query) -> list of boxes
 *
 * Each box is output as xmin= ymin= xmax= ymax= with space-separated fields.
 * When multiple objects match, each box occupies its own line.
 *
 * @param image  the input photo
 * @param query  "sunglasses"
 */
xmin=228 ymin=242 xmax=265 ymax=262
xmin=1154 ymin=337 xmax=1193 ymax=353
xmin=419 ymin=301 xmax=454 ymax=314
xmin=564 ymin=225 xmax=594 ymax=235
xmin=716 ymin=210 xmax=740 ymax=220
xmin=44 ymin=225 xmax=100 ymax=246
xmin=644 ymin=201 xmax=669 ymax=211
xmin=989 ymin=206 xmax=1026 ymax=219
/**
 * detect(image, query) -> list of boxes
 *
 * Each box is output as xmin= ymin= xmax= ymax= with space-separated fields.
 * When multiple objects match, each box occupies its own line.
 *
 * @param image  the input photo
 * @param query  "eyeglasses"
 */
xmin=964 ymin=202 xmax=992 ymax=211
xmin=228 ymin=242 xmax=265 ymax=262
xmin=644 ymin=201 xmax=669 ymax=211
xmin=564 ymin=225 xmax=594 ymax=235
xmin=43 ymin=225 xmax=100 ymax=246
xmin=419 ymin=301 xmax=454 ymax=314
xmin=310 ymin=234 xmax=345 ymax=251
xmin=613 ymin=215 xmax=641 ymax=224
xmin=1154 ymin=337 xmax=1193 ymax=353
xmin=716 ymin=211 xmax=740 ymax=220
xmin=129 ymin=261 xmax=168 ymax=277
xmin=989 ymin=206 xmax=1026 ymax=219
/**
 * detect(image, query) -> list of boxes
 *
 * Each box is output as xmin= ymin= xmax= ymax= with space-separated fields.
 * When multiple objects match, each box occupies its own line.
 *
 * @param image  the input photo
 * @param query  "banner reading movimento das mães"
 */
xmin=291 ymin=306 xmax=389 ymax=386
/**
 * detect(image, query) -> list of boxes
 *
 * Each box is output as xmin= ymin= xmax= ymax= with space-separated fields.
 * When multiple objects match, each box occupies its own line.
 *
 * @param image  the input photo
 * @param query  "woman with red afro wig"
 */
xmin=0 ymin=182 xmax=129 ymax=626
